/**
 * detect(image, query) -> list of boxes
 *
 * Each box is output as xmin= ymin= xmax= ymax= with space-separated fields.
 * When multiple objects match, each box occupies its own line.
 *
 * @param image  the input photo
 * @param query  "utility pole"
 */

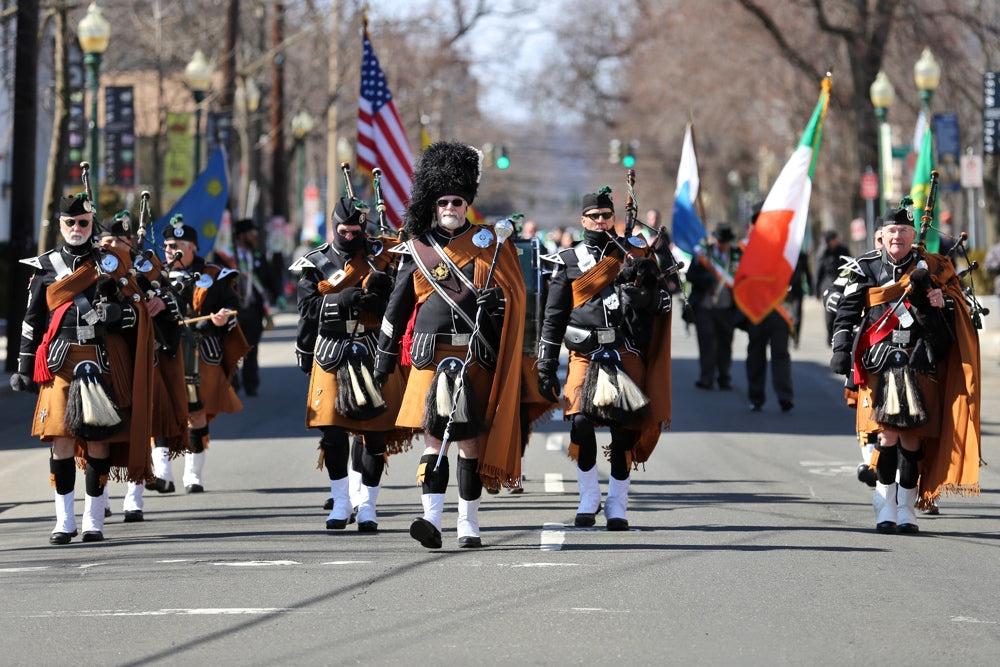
xmin=269 ymin=2 xmax=287 ymax=220
xmin=6 ymin=0 xmax=40 ymax=372
xmin=221 ymin=0 xmax=239 ymax=216
xmin=325 ymin=0 xmax=341 ymax=220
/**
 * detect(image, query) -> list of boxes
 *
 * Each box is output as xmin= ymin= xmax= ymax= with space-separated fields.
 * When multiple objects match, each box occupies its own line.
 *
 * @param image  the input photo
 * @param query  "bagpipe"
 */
xmin=328 ymin=162 xmax=392 ymax=421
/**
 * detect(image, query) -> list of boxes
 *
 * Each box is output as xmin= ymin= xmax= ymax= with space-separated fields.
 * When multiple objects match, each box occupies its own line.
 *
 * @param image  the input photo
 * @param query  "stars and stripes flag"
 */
xmin=733 ymin=73 xmax=831 ymax=324
xmin=357 ymin=27 xmax=413 ymax=229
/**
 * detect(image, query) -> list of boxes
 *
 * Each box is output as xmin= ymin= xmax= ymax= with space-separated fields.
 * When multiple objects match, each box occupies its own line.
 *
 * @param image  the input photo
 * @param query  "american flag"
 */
xmin=358 ymin=29 xmax=414 ymax=229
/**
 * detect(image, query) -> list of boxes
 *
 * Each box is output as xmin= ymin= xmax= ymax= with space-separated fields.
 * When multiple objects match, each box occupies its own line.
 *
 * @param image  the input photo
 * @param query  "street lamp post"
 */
xmin=185 ymin=50 xmax=213 ymax=180
xmin=914 ymin=48 xmax=941 ymax=111
xmin=77 ymin=2 xmax=110 ymax=211
xmin=870 ymin=71 xmax=895 ymax=224
xmin=291 ymin=110 xmax=315 ymax=234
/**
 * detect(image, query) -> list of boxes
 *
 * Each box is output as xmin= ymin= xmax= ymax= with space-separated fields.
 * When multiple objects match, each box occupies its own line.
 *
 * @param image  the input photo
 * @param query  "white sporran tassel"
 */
xmin=360 ymin=364 xmax=385 ymax=408
xmin=452 ymin=374 xmax=469 ymax=423
xmin=904 ymin=370 xmax=920 ymax=417
xmin=435 ymin=371 xmax=451 ymax=417
xmin=348 ymin=363 xmax=367 ymax=407
xmin=615 ymin=369 xmax=649 ymax=412
xmin=884 ymin=371 xmax=900 ymax=416
xmin=593 ymin=366 xmax=619 ymax=407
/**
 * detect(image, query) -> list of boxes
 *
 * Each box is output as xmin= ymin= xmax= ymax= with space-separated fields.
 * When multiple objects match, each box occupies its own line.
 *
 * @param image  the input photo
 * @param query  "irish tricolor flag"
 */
xmin=734 ymin=74 xmax=831 ymax=324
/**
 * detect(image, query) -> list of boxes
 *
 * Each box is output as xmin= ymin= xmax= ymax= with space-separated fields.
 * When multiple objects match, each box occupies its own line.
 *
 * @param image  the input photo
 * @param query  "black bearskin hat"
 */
xmin=403 ymin=141 xmax=482 ymax=236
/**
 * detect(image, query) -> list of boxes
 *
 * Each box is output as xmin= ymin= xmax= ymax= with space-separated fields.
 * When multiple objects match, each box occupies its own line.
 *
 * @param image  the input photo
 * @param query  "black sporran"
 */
xmin=579 ymin=349 xmax=648 ymax=426
xmin=334 ymin=341 xmax=387 ymax=421
xmin=873 ymin=365 xmax=929 ymax=430
xmin=422 ymin=357 xmax=482 ymax=441
xmin=64 ymin=360 xmax=123 ymax=441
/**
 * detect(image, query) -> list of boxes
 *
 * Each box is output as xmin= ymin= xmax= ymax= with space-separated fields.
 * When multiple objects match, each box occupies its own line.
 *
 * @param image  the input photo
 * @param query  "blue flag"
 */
xmin=671 ymin=124 xmax=707 ymax=256
xmin=151 ymin=147 xmax=229 ymax=254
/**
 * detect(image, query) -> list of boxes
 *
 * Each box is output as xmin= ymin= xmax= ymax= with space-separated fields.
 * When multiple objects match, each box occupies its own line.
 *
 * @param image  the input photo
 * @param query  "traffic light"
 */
xmin=622 ymin=140 xmax=639 ymax=168
xmin=496 ymin=145 xmax=510 ymax=169
xmin=609 ymin=139 xmax=622 ymax=164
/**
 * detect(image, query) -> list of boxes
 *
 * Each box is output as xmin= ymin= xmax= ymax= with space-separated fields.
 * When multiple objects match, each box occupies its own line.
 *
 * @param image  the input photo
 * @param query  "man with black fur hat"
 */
xmin=10 ymin=193 xmax=155 ymax=544
xmin=536 ymin=186 xmax=672 ymax=531
xmin=686 ymin=222 xmax=741 ymax=390
xmin=223 ymin=218 xmax=280 ymax=397
xmin=830 ymin=198 xmax=980 ymax=534
xmin=145 ymin=215 xmax=249 ymax=495
xmin=374 ymin=141 xmax=526 ymax=549
xmin=292 ymin=195 xmax=406 ymax=532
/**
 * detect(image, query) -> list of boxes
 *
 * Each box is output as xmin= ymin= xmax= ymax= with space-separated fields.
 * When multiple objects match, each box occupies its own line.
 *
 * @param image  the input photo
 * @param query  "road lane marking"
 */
xmin=544 ymin=473 xmax=564 ymax=493
xmin=211 ymin=560 xmax=300 ymax=567
xmin=25 ymin=608 xmax=299 ymax=617
xmin=540 ymin=522 xmax=565 ymax=551
xmin=322 ymin=561 xmax=373 ymax=565
xmin=0 ymin=567 xmax=49 ymax=573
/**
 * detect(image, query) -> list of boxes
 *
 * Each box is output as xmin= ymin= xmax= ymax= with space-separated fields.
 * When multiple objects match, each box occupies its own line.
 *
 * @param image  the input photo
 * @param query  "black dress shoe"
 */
xmin=508 ymin=486 xmax=524 ymax=495
xmin=49 ymin=530 xmax=77 ymax=545
xmin=856 ymin=464 xmax=877 ymax=488
xmin=146 ymin=478 xmax=175 ymax=494
xmin=326 ymin=517 xmax=348 ymax=530
xmin=245 ymin=388 xmax=258 ymax=397
xmin=458 ymin=536 xmax=483 ymax=548
xmin=897 ymin=523 xmax=920 ymax=534
xmin=694 ymin=380 xmax=713 ymax=390
xmin=185 ymin=484 xmax=204 ymax=494
xmin=409 ymin=517 xmax=442 ymax=549
xmin=357 ymin=521 xmax=378 ymax=533
xmin=323 ymin=497 xmax=334 ymax=510
xmin=780 ymin=400 xmax=794 ymax=412
xmin=485 ymin=487 xmax=500 ymax=495
xmin=718 ymin=382 xmax=733 ymax=391
xmin=606 ymin=518 xmax=630 ymax=531
xmin=104 ymin=506 xmax=112 ymax=518
xmin=749 ymin=403 xmax=763 ymax=412
xmin=123 ymin=510 xmax=144 ymax=523
xmin=574 ymin=503 xmax=602 ymax=528
xmin=81 ymin=531 xmax=104 ymax=543
xmin=875 ymin=521 xmax=897 ymax=534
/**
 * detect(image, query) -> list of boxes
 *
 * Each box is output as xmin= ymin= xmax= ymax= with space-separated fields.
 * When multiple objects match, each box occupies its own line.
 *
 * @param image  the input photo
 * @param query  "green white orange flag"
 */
xmin=909 ymin=124 xmax=940 ymax=253
xmin=734 ymin=74 xmax=831 ymax=324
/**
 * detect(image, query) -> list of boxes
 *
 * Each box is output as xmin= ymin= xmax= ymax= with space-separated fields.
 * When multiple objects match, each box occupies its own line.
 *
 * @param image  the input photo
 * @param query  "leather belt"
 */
xmin=320 ymin=320 xmax=371 ymax=335
xmin=57 ymin=324 xmax=106 ymax=343
xmin=437 ymin=332 xmax=471 ymax=346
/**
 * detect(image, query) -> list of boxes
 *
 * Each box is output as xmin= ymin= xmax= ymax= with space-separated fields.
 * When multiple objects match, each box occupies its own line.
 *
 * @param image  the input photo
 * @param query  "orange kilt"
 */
xmin=32 ymin=343 xmax=126 ymax=441
xmin=563 ymin=347 xmax=645 ymax=425
xmin=198 ymin=359 xmax=242 ymax=421
xmin=396 ymin=344 xmax=492 ymax=432
xmin=855 ymin=370 xmax=941 ymax=438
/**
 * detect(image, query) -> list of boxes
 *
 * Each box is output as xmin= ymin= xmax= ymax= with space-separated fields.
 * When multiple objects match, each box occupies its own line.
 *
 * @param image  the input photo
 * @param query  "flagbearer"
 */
xmin=374 ymin=141 xmax=526 ymax=549
xmin=537 ymin=186 xmax=672 ymax=530
xmin=11 ymin=193 xmax=155 ymax=544
xmin=829 ymin=199 xmax=980 ymax=533
xmin=686 ymin=223 xmax=741 ymax=390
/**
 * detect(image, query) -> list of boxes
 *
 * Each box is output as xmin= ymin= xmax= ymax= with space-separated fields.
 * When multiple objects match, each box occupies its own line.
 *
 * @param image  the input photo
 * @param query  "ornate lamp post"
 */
xmin=913 ymin=48 xmax=941 ymax=110
xmin=870 ymin=71 xmax=895 ymax=222
xmin=291 ymin=110 xmax=315 ymax=231
xmin=77 ymin=2 xmax=110 ymax=209
xmin=185 ymin=50 xmax=213 ymax=179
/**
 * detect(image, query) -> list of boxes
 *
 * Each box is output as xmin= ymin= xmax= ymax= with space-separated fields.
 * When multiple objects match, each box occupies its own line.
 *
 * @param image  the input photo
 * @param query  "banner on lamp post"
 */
xmin=164 ymin=112 xmax=192 ymax=198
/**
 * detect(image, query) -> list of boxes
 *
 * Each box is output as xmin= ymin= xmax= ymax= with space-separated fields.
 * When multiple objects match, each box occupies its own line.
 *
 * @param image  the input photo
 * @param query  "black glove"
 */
xmin=364 ymin=270 xmax=393 ymax=300
xmin=372 ymin=370 xmax=388 ymax=389
xmin=476 ymin=287 xmax=504 ymax=314
xmin=536 ymin=358 xmax=560 ymax=403
xmin=619 ymin=284 xmax=653 ymax=311
xmin=616 ymin=258 xmax=659 ymax=287
xmin=10 ymin=373 xmax=38 ymax=394
xmin=335 ymin=286 xmax=362 ymax=312
xmin=358 ymin=291 xmax=387 ymax=318
xmin=296 ymin=350 xmax=313 ymax=374
xmin=830 ymin=350 xmax=852 ymax=375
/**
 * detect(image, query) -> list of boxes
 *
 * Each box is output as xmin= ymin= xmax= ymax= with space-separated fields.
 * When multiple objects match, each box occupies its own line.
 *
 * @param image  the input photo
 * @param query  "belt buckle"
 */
xmin=345 ymin=319 xmax=358 ymax=331
xmin=891 ymin=329 xmax=911 ymax=344
xmin=597 ymin=329 xmax=615 ymax=345
xmin=77 ymin=324 xmax=95 ymax=342
xmin=81 ymin=309 xmax=101 ymax=325
xmin=451 ymin=333 xmax=471 ymax=346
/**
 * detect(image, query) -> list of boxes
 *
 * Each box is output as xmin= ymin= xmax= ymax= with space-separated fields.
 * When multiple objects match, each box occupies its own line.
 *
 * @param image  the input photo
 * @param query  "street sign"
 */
xmin=860 ymin=173 xmax=878 ymax=200
xmin=961 ymin=153 xmax=983 ymax=189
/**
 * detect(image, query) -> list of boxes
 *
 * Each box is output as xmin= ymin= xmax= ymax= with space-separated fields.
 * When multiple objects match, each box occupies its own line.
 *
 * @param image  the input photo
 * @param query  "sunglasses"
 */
xmin=61 ymin=217 xmax=91 ymax=228
xmin=437 ymin=198 xmax=465 ymax=208
xmin=584 ymin=211 xmax=614 ymax=221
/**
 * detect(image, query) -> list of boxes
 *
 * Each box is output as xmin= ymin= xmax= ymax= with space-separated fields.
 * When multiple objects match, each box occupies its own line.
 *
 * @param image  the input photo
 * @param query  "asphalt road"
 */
xmin=1 ymin=299 xmax=998 ymax=666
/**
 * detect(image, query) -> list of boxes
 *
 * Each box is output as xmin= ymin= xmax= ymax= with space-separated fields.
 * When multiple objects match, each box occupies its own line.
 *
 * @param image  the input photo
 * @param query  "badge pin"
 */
xmin=473 ymin=228 xmax=494 ymax=248
xmin=196 ymin=274 xmax=214 ymax=289
xmin=604 ymin=293 xmax=620 ymax=310
xmin=174 ymin=227 xmax=184 ymax=238
xmin=430 ymin=262 xmax=450 ymax=281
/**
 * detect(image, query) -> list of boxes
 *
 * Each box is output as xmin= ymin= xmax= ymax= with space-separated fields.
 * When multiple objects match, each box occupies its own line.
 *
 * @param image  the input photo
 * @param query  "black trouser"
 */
xmin=694 ymin=306 xmax=735 ymax=386
xmin=746 ymin=310 xmax=793 ymax=407
xmin=236 ymin=302 xmax=265 ymax=393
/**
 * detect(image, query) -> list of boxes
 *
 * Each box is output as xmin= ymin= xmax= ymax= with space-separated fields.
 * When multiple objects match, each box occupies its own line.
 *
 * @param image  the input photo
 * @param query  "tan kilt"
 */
xmin=396 ymin=344 xmax=492 ymax=431
xmin=32 ymin=343 xmax=126 ymax=441
xmin=305 ymin=360 xmax=405 ymax=432
xmin=198 ymin=359 xmax=242 ymax=420
xmin=856 ymin=370 xmax=941 ymax=438
xmin=563 ymin=347 xmax=646 ymax=423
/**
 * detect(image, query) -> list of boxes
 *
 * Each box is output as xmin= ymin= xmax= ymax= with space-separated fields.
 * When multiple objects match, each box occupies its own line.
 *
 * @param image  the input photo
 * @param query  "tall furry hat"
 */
xmin=403 ymin=141 xmax=483 ymax=236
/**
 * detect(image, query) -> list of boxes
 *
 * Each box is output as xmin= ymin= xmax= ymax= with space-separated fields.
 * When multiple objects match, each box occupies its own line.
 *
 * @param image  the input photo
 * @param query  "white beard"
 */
xmin=437 ymin=214 xmax=464 ymax=231
xmin=61 ymin=228 xmax=89 ymax=247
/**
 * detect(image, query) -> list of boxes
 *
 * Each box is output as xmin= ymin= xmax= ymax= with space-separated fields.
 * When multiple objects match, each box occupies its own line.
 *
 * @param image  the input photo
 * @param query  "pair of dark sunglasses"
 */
xmin=437 ymin=198 xmax=465 ymax=208
xmin=584 ymin=211 xmax=613 ymax=221
xmin=61 ymin=217 xmax=91 ymax=228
